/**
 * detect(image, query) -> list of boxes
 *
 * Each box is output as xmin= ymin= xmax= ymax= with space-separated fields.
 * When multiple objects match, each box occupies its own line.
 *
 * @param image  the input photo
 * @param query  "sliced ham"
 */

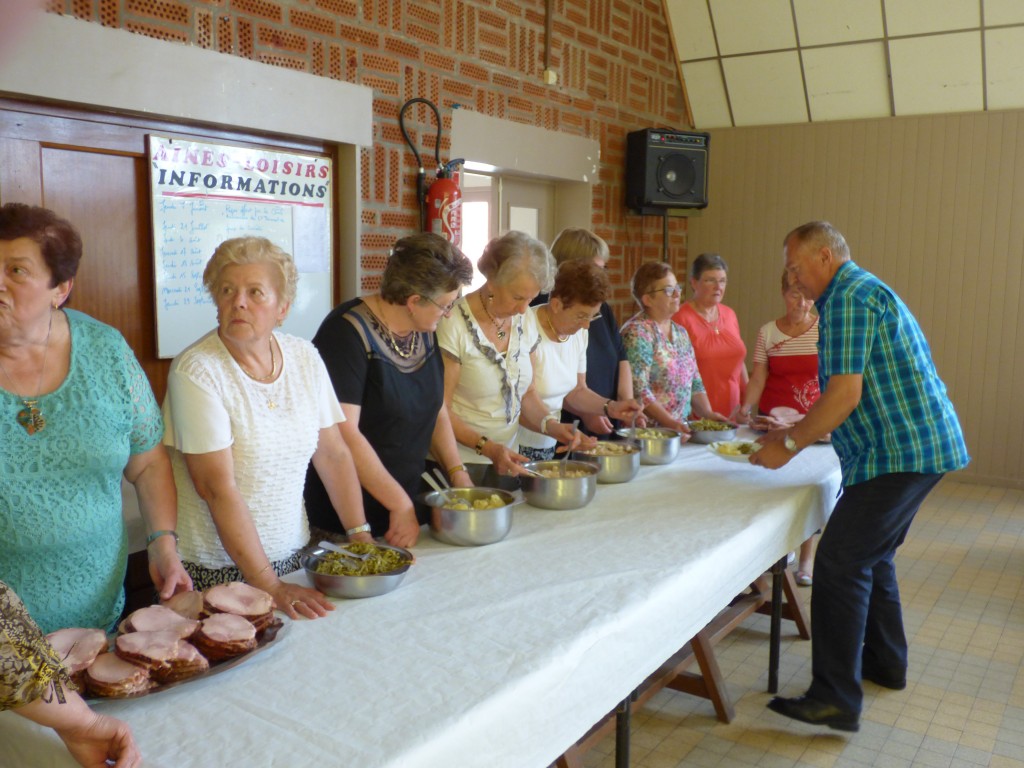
xmin=162 ymin=590 xmax=205 ymax=620
xmin=204 ymin=582 xmax=275 ymax=632
xmin=123 ymin=604 xmax=200 ymax=639
xmin=45 ymin=627 xmax=109 ymax=676
xmin=115 ymin=630 xmax=209 ymax=683
xmin=84 ymin=653 xmax=153 ymax=698
xmin=192 ymin=613 xmax=257 ymax=661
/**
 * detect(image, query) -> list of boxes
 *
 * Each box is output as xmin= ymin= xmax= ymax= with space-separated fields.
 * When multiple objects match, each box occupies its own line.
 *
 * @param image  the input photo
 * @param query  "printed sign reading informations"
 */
xmin=149 ymin=136 xmax=333 ymax=358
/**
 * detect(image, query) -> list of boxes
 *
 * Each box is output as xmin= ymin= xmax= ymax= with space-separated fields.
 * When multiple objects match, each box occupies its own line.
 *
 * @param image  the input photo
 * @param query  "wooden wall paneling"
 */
xmin=688 ymin=110 xmax=1024 ymax=486
xmin=0 ymin=137 xmax=42 ymax=202
xmin=37 ymin=145 xmax=170 ymax=401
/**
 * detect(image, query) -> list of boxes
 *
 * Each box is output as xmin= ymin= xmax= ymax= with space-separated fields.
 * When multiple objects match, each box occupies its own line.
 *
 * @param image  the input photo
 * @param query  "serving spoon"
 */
xmin=561 ymin=419 xmax=580 ymax=477
xmin=316 ymin=539 xmax=370 ymax=562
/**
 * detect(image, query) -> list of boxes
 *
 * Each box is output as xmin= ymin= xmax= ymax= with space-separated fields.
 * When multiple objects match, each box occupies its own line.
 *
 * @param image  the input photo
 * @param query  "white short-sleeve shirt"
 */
xmin=163 ymin=330 xmax=344 ymax=568
xmin=517 ymin=306 xmax=588 ymax=450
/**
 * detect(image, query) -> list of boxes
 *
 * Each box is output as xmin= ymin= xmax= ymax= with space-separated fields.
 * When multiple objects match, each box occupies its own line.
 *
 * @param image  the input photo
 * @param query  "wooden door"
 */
xmin=0 ymin=98 xmax=331 ymax=402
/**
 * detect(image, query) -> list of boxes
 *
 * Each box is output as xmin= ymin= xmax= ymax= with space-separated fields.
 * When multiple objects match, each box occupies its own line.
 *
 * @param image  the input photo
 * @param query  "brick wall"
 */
xmin=48 ymin=0 xmax=691 ymax=318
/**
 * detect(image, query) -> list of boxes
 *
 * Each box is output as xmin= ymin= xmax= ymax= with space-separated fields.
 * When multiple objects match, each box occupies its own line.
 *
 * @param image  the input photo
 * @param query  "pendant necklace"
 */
xmin=481 ymin=290 xmax=508 ymax=340
xmin=237 ymin=337 xmax=280 ymax=409
xmin=373 ymin=298 xmax=419 ymax=359
xmin=0 ymin=311 xmax=54 ymax=435
xmin=542 ymin=307 xmax=570 ymax=343
xmin=697 ymin=304 xmax=720 ymax=335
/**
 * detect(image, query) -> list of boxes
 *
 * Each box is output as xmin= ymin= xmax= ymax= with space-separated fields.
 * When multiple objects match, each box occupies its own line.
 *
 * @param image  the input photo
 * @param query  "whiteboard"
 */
xmin=149 ymin=136 xmax=333 ymax=358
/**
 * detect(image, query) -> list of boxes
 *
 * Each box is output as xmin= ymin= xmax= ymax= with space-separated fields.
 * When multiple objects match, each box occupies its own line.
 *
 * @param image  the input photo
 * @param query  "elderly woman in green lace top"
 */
xmin=1 ymin=580 xmax=141 ymax=767
xmin=0 ymin=204 xmax=191 ymax=634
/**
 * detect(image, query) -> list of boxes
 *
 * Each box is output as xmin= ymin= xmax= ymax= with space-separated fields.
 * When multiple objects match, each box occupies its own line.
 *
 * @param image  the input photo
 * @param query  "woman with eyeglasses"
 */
xmin=672 ymin=253 xmax=748 ymax=417
xmin=303 ymin=233 xmax=474 ymax=548
xmin=622 ymin=262 xmax=729 ymax=436
xmin=517 ymin=260 xmax=643 ymax=460
xmin=437 ymin=231 xmax=567 ymax=487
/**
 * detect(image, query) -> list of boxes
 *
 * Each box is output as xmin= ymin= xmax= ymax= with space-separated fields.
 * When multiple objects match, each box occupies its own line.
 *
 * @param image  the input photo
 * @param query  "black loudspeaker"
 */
xmin=625 ymin=128 xmax=710 ymax=210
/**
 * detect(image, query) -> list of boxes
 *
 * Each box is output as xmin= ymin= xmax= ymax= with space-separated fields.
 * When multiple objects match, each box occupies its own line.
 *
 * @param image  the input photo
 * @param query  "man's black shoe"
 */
xmin=861 ymin=661 xmax=907 ymax=690
xmin=767 ymin=695 xmax=860 ymax=732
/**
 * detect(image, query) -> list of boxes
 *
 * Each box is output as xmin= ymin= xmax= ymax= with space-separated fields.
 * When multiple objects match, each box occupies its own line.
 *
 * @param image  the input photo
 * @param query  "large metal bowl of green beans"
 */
xmin=301 ymin=542 xmax=413 ymax=599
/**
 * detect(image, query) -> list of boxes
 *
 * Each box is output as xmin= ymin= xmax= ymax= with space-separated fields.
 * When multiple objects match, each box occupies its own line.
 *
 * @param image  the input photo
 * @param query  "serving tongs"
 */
xmin=422 ymin=470 xmax=458 ymax=506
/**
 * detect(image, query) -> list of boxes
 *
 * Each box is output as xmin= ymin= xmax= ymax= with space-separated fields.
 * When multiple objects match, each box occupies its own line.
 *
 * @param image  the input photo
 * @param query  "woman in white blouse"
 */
xmin=437 ymin=231 xmax=576 ymax=486
xmin=517 ymin=260 xmax=643 ymax=460
xmin=163 ymin=237 xmax=371 ymax=621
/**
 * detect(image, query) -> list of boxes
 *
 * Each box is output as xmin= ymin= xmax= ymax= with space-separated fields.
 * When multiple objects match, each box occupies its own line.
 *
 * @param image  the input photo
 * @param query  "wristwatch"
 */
xmin=783 ymin=435 xmax=799 ymax=454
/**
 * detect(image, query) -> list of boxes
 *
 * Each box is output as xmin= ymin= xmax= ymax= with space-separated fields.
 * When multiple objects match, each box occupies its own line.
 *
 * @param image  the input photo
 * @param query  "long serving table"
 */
xmin=0 ymin=434 xmax=840 ymax=768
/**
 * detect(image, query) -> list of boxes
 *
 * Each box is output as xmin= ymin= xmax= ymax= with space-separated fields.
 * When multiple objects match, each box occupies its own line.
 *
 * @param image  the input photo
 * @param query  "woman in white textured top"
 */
xmin=517 ymin=260 xmax=642 ymax=460
xmin=163 ymin=237 xmax=371 ymax=621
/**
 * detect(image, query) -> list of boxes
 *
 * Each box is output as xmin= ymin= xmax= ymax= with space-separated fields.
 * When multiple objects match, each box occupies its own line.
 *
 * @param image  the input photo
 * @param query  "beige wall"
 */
xmin=688 ymin=110 xmax=1024 ymax=489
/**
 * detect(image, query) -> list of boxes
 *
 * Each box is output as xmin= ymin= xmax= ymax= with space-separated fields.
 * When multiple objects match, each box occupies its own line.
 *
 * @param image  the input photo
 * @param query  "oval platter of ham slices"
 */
xmin=46 ymin=581 xmax=286 ymax=702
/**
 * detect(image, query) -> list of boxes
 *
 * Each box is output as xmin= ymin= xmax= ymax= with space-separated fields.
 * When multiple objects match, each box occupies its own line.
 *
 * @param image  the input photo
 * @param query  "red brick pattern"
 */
xmin=45 ymin=0 xmax=691 ymax=312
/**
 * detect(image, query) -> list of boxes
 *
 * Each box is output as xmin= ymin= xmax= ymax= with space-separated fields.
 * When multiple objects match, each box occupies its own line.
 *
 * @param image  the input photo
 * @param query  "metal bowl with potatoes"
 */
xmin=423 ymin=487 xmax=516 ymax=546
xmin=615 ymin=427 xmax=681 ymax=465
xmin=572 ymin=441 xmax=640 ymax=484
xmin=520 ymin=460 xmax=599 ymax=510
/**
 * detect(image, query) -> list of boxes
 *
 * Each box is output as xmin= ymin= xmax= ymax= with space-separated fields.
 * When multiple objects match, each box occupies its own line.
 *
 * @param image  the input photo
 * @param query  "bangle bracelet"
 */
xmin=346 ymin=523 xmax=372 ymax=537
xmin=474 ymin=435 xmax=490 ymax=455
xmin=447 ymin=463 xmax=467 ymax=478
xmin=146 ymin=529 xmax=178 ymax=546
xmin=603 ymin=400 xmax=612 ymax=417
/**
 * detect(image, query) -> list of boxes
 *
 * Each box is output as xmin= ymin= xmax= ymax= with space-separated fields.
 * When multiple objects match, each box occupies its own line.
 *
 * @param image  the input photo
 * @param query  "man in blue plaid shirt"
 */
xmin=753 ymin=221 xmax=969 ymax=732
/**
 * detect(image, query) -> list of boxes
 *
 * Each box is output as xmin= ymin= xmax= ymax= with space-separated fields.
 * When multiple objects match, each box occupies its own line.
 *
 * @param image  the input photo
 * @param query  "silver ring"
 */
xmin=290 ymin=599 xmax=301 ymax=607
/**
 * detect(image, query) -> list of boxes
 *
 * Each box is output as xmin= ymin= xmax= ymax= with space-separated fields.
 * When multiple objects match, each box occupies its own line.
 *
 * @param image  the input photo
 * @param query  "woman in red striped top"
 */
xmin=739 ymin=270 xmax=820 ymax=586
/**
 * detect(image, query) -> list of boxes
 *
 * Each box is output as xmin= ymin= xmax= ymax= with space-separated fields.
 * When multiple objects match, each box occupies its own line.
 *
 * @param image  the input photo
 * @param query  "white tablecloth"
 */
xmin=1 ymin=436 xmax=840 ymax=768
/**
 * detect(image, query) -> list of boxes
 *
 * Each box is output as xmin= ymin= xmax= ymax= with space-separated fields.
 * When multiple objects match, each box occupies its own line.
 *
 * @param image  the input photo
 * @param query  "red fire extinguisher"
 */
xmin=426 ymin=161 xmax=462 ymax=247
xmin=399 ymin=98 xmax=464 ymax=247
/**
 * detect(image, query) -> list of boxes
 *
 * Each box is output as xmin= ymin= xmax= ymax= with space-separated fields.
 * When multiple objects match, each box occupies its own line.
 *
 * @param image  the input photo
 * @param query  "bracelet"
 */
xmin=446 ymin=463 xmax=467 ymax=478
xmin=474 ymin=435 xmax=490 ymax=455
xmin=146 ymin=529 xmax=178 ymax=546
xmin=540 ymin=413 xmax=559 ymax=435
xmin=346 ymin=523 xmax=372 ymax=537
xmin=603 ymin=400 xmax=612 ymax=417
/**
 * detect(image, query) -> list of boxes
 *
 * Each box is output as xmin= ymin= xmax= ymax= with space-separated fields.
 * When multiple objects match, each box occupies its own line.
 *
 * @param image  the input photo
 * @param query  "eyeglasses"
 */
xmin=574 ymin=312 xmax=603 ymax=323
xmin=646 ymin=285 xmax=683 ymax=297
xmin=424 ymin=294 xmax=460 ymax=316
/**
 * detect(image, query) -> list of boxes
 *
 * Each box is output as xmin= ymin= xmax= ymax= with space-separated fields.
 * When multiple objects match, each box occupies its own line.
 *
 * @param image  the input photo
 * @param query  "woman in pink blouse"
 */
xmin=621 ymin=262 xmax=729 ymax=436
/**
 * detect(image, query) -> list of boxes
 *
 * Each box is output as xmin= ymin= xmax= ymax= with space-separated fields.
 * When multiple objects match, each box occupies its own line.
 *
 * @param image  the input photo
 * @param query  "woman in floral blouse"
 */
xmin=1 ymin=581 xmax=140 ymax=767
xmin=621 ymin=262 xmax=730 ymax=435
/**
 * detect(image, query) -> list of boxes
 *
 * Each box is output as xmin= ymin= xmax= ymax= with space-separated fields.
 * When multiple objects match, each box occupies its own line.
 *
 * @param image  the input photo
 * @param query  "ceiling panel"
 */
xmin=722 ymin=51 xmax=808 ymax=126
xmin=986 ymin=28 xmax=1024 ymax=110
xmin=664 ymin=0 xmax=718 ymax=61
xmin=804 ymin=42 xmax=891 ymax=121
xmin=890 ymin=32 xmax=984 ymax=115
xmin=665 ymin=0 xmax=1024 ymax=128
xmin=793 ymin=0 xmax=885 ymax=46
xmin=710 ymin=0 xmax=796 ymax=55
xmin=885 ymin=0 xmax=980 ymax=36
xmin=682 ymin=59 xmax=733 ymax=128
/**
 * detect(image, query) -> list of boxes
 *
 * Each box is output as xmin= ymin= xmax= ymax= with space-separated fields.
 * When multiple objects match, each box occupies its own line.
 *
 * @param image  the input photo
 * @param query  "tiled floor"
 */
xmin=582 ymin=479 xmax=1024 ymax=768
